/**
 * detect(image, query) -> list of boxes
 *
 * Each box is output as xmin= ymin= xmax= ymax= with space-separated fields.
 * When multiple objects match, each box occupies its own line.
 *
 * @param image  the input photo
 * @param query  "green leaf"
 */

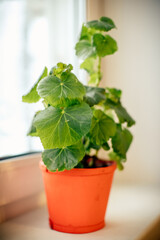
xmin=34 ymin=102 xmax=93 ymax=149
xmin=88 ymin=72 xmax=99 ymax=85
xmin=79 ymin=25 xmax=97 ymax=41
xmin=86 ymin=16 xmax=116 ymax=32
xmin=83 ymin=136 xmax=101 ymax=154
xmin=75 ymin=40 xmax=96 ymax=59
xmin=114 ymin=104 xmax=135 ymax=127
xmin=27 ymin=111 xmax=41 ymax=137
xmin=90 ymin=109 xmax=116 ymax=145
xmin=22 ymin=67 xmax=48 ymax=103
xmin=93 ymin=34 xmax=118 ymax=57
xmin=80 ymin=25 xmax=90 ymax=41
xmin=106 ymin=88 xmax=122 ymax=103
xmin=53 ymin=63 xmax=73 ymax=78
xmin=37 ymin=72 xmax=85 ymax=107
xmin=80 ymin=57 xmax=95 ymax=74
xmin=84 ymin=86 xmax=106 ymax=107
xmin=112 ymin=126 xmax=133 ymax=158
xmin=102 ymin=142 xmax=110 ymax=150
xmin=28 ymin=124 xmax=37 ymax=137
xmin=42 ymin=141 xmax=85 ymax=172
xmin=109 ymin=151 xmax=124 ymax=170
xmin=105 ymin=99 xmax=135 ymax=127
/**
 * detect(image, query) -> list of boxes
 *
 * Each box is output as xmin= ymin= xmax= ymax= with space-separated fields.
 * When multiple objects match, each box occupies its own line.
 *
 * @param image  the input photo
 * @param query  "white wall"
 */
xmin=101 ymin=0 xmax=160 ymax=185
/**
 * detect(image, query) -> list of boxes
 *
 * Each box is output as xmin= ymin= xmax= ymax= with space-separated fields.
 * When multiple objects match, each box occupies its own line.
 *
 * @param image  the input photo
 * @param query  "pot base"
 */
xmin=49 ymin=218 xmax=105 ymax=234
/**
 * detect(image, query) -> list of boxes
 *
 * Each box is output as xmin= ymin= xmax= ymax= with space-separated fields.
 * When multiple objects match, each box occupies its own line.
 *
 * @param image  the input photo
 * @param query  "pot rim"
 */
xmin=40 ymin=160 xmax=116 ymax=176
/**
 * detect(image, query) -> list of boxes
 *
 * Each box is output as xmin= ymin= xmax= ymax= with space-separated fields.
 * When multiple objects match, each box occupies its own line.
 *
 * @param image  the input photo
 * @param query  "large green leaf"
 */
xmin=42 ymin=141 xmax=85 ymax=172
xmin=84 ymin=86 xmax=106 ymax=106
xmin=90 ymin=109 xmax=116 ymax=145
xmin=75 ymin=40 xmax=96 ymax=59
xmin=112 ymin=126 xmax=133 ymax=158
xmin=93 ymin=34 xmax=118 ymax=57
xmin=37 ymin=72 xmax=85 ymax=107
xmin=86 ymin=16 xmax=116 ymax=32
xmin=22 ymin=67 xmax=48 ymax=103
xmin=34 ymin=102 xmax=93 ymax=149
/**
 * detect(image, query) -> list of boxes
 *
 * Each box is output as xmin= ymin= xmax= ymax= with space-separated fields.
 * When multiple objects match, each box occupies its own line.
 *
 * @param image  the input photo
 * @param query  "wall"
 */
xmin=87 ymin=0 xmax=160 ymax=185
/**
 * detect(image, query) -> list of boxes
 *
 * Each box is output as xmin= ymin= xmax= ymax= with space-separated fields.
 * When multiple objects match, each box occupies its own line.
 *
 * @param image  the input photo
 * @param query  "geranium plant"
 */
xmin=22 ymin=16 xmax=135 ymax=171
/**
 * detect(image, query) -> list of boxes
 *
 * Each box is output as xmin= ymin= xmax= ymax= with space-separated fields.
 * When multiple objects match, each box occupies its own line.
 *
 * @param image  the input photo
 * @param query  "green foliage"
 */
xmin=27 ymin=111 xmax=41 ymax=137
xmin=42 ymin=141 xmax=85 ymax=172
xmin=93 ymin=34 xmax=118 ymax=57
xmin=37 ymin=72 xmax=85 ymax=107
xmin=109 ymin=152 xmax=124 ymax=170
xmin=83 ymin=86 xmax=106 ymax=106
xmin=22 ymin=67 xmax=48 ymax=103
xmin=75 ymin=16 xmax=135 ymax=169
xmin=105 ymin=88 xmax=135 ymax=127
xmin=90 ymin=109 xmax=116 ymax=145
xmin=86 ymin=16 xmax=116 ymax=32
xmin=22 ymin=16 xmax=135 ymax=171
xmin=112 ymin=126 xmax=133 ymax=159
xmin=80 ymin=57 xmax=95 ymax=74
xmin=75 ymin=40 xmax=96 ymax=59
xmin=34 ymin=102 xmax=92 ymax=149
xmin=75 ymin=16 xmax=118 ymax=86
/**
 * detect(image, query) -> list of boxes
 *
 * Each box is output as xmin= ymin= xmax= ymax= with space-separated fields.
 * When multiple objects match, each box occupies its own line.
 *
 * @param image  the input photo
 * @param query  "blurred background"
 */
xmin=0 ymin=0 xmax=86 ymax=156
xmin=0 ymin=0 xmax=160 ymax=187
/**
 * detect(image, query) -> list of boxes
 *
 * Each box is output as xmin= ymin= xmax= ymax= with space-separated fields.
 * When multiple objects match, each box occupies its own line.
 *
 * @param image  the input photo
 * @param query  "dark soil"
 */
xmin=75 ymin=155 xmax=112 ymax=169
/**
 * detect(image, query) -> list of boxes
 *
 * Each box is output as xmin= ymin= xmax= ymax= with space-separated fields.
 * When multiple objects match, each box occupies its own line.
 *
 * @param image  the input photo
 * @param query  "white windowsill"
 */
xmin=0 ymin=153 xmax=45 ymax=223
xmin=0 ymin=184 xmax=159 ymax=240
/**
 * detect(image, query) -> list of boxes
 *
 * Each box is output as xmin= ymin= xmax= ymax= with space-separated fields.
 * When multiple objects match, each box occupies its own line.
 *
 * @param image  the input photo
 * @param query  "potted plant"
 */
xmin=22 ymin=16 xmax=135 ymax=234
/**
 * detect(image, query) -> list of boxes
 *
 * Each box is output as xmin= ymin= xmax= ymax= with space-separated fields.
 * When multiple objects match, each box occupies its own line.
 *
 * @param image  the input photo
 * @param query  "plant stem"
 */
xmin=95 ymin=149 xmax=98 ymax=157
xmin=97 ymin=56 xmax=101 ymax=86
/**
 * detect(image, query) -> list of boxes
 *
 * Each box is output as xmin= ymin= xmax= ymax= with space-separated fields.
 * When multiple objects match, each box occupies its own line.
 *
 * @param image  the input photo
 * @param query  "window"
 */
xmin=0 ymin=0 xmax=86 ymax=158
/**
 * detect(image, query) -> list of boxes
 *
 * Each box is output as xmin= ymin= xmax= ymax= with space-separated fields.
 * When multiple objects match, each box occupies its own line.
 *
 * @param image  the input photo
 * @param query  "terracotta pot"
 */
xmin=40 ymin=160 xmax=116 ymax=234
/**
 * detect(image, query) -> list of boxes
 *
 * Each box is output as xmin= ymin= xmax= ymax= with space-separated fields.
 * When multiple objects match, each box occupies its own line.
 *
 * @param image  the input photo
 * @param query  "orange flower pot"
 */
xmin=40 ymin=160 xmax=116 ymax=234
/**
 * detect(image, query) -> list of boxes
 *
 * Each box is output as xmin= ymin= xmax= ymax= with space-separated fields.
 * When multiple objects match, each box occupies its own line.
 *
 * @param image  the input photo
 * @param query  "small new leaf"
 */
xmin=90 ymin=109 xmax=116 ymax=145
xmin=93 ymin=34 xmax=118 ymax=57
xmin=42 ymin=141 xmax=85 ymax=172
xmin=22 ymin=67 xmax=48 ymax=103
xmin=53 ymin=63 xmax=73 ymax=78
xmin=34 ymin=103 xmax=93 ymax=149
